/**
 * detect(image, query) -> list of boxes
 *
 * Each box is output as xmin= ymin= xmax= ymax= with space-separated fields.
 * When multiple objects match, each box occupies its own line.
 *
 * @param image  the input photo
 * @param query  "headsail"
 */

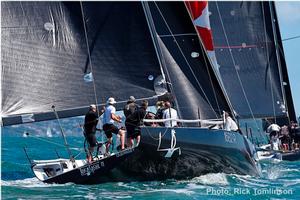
xmin=1 ymin=2 xmax=162 ymax=125
xmin=207 ymin=1 xmax=294 ymax=121
xmin=143 ymin=1 xmax=232 ymax=123
xmin=185 ymin=1 xmax=220 ymax=74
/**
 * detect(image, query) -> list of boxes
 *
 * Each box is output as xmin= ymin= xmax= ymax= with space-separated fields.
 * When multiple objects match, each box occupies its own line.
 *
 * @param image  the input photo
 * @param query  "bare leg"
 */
xmin=87 ymin=147 xmax=94 ymax=163
xmin=136 ymin=135 xmax=141 ymax=146
xmin=118 ymin=129 xmax=125 ymax=150
xmin=106 ymin=137 xmax=112 ymax=153
xmin=129 ymin=138 xmax=134 ymax=148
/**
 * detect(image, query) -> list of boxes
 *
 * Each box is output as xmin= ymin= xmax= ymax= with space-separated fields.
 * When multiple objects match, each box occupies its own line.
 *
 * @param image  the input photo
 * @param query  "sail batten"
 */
xmin=158 ymin=33 xmax=198 ymax=37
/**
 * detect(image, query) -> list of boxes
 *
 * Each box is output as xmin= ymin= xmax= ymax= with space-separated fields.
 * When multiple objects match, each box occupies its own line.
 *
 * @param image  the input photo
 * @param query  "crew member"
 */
xmin=126 ymin=100 xmax=148 ymax=147
xmin=224 ymin=112 xmax=239 ymax=132
xmin=162 ymin=101 xmax=178 ymax=127
xmin=155 ymin=101 xmax=165 ymax=126
xmin=267 ymin=123 xmax=281 ymax=150
xmin=83 ymin=104 xmax=99 ymax=163
xmin=102 ymin=97 xmax=125 ymax=154
xmin=124 ymin=96 xmax=139 ymax=147
xmin=123 ymin=96 xmax=139 ymax=118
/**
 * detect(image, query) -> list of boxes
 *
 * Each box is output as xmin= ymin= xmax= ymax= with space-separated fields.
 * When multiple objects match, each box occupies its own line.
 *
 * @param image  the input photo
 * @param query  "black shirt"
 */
xmin=123 ymin=102 xmax=138 ymax=119
xmin=84 ymin=111 xmax=98 ymax=134
xmin=155 ymin=108 xmax=165 ymax=119
xmin=126 ymin=108 xmax=147 ymax=127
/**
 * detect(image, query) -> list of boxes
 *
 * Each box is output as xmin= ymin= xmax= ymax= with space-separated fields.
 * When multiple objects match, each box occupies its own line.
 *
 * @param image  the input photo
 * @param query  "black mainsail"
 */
xmin=208 ymin=1 xmax=296 ymax=122
xmin=1 ymin=1 xmax=162 ymax=126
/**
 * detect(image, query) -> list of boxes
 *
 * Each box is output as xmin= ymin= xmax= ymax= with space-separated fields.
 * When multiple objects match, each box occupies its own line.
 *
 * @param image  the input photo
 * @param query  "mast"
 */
xmin=269 ymin=2 xmax=297 ymax=122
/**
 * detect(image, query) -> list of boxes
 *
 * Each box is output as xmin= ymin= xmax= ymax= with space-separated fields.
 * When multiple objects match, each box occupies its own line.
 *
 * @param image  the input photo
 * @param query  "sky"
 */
xmin=276 ymin=1 xmax=300 ymax=119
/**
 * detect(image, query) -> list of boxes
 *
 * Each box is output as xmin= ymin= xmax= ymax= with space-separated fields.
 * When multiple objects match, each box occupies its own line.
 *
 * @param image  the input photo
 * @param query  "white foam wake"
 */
xmin=1 ymin=177 xmax=72 ymax=188
xmin=189 ymin=173 xmax=229 ymax=186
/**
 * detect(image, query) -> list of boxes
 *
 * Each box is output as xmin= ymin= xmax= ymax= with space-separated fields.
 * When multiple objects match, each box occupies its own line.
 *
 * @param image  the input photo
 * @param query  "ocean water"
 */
xmin=1 ymin=118 xmax=300 ymax=199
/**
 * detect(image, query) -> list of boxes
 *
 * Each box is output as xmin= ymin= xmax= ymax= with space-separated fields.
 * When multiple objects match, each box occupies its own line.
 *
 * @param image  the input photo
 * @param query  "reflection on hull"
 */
xmin=122 ymin=127 xmax=261 ymax=179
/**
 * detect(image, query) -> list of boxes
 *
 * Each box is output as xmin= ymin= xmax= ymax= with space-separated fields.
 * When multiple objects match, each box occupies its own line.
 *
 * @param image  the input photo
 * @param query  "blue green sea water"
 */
xmin=1 ymin=117 xmax=300 ymax=199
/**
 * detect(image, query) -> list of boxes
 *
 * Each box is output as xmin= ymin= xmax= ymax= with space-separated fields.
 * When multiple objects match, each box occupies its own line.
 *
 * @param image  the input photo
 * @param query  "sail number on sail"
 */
xmin=224 ymin=132 xmax=237 ymax=144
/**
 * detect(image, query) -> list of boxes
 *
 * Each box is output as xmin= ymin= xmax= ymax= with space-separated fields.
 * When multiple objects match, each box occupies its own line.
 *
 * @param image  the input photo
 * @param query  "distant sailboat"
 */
xmin=207 ymin=1 xmax=298 ymax=161
xmin=207 ymin=1 xmax=296 ymax=126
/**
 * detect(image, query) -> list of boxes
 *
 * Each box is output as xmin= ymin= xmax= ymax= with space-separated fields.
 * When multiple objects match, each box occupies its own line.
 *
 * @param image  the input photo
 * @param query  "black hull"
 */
xmin=282 ymin=150 xmax=300 ymax=161
xmin=121 ymin=127 xmax=261 ymax=179
xmin=39 ymin=148 xmax=134 ymax=184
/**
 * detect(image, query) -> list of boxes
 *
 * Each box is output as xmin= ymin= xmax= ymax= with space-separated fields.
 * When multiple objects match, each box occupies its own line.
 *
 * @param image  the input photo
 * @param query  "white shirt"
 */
xmin=271 ymin=137 xmax=280 ymax=151
xmin=267 ymin=124 xmax=280 ymax=133
xmin=163 ymin=108 xmax=178 ymax=127
xmin=224 ymin=116 xmax=238 ymax=131
xmin=102 ymin=105 xmax=116 ymax=125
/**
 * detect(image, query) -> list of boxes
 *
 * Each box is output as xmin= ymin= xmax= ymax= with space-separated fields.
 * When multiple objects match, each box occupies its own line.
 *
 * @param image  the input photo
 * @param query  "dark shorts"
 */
xmin=86 ymin=134 xmax=97 ymax=148
xmin=126 ymin=125 xmax=141 ymax=139
xmin=103 ymin=124 xmax=119 ymax=139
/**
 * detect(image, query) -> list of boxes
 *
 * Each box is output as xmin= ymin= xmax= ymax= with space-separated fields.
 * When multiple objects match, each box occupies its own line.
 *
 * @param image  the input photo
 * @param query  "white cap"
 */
xmin=90 ymin=104 xmax=96 ymax=109
xmin=106 ymin=97 xmax=117 ymax=105
xmin=128 ymin=96 xmax=136 ymax=102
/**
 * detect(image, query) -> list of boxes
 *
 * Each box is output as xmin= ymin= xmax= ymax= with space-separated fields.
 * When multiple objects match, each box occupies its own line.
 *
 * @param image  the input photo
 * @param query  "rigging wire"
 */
xmin=27 ymin=134 xmax=85 ymax=152
xmin=153 ymin=2 xmax=219 ymax=118
xmin=215 ymin=2 xmax=261 ymax=132
xmin=262 ymin=2 xmax=277 ymax=124
xmin=80 ymin=2 xmax=100 ymax=117
xmin=26 ymin=134 xmax=85 ymax=159
xmin=282 ymin=35 xmax=300 ymax=42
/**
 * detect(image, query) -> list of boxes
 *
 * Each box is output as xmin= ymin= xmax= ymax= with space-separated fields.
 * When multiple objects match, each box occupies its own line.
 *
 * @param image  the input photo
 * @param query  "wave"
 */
xmin=280 ymin=168 xmax=300 ymax=173
xmin=1 ymin=178 xmax=72 ymax=188
xmin=264 ymin=164 xmax=284 ymax=180
xmin=192 ymin=173 xmax=229 ymax=185
xmin=232 ymin=175 xmax=270 ymax=188
xmin=150 ymin=188 xmax=195 ymax=195
xmin=179 ymin=173 xmax=230 ymax=186
xmin=117 ymin=182 xmax=141 ymax=191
